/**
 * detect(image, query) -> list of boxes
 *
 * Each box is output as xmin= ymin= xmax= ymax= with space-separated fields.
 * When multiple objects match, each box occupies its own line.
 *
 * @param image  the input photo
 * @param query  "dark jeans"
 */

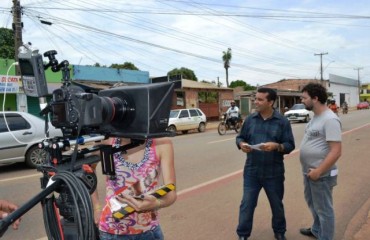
xmin=99 ymin=226 xmax=164 ymax=240
xmin=237 ymin=174 xmax=286 ymax=237
xmin=227 ymin=117 xmax=238 ymax=127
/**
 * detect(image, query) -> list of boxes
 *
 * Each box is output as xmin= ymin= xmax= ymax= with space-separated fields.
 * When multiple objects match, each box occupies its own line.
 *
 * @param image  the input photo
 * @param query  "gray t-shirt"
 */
xmin=299 ymin=109 xmax=342 ymax=177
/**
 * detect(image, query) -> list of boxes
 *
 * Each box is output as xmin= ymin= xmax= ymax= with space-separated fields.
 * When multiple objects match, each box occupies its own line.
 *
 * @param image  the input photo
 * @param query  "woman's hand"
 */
xmin=116 ymin=194 xmax=160 ymax=212
xmin=93 ymin=206 xmax=102 ymax=225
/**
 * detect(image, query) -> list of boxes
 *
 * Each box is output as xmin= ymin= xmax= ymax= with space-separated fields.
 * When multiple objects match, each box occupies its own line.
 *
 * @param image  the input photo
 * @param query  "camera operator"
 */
xmin=226 ymin=100 xmax=240 ymax=127
xmin=91 ymin=136 xmax=177 ymax=240
xmin=0 ymin=200 xmax=21 ymax=231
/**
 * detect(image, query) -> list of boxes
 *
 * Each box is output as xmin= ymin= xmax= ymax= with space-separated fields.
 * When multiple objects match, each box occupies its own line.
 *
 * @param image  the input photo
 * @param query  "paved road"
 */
xmin=0 ymin=110 xmax=369 ymax=240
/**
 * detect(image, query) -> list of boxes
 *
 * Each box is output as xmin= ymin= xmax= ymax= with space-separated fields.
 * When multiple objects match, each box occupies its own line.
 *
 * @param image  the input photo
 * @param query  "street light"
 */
xmin=323 ymin=60 xmax=335 ymax=73
xmin=354 ymin=67 xmax=363 ymax=101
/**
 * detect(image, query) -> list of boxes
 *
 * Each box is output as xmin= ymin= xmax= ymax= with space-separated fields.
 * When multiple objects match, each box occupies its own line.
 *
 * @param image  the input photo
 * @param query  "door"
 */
xmin=189 ymin=109 xmax=202 ymax=128
xmin=176 ymin=109 xmax=192 ymax=130
xmin=0 ymin=113 xmax=36 ymax=163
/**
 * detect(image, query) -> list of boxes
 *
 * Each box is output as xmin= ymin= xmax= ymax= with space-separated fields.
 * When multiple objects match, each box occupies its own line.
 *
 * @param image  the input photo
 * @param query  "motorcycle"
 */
xmin=217 ymin=113 xmax=243 ymax=135
xmin=342 ymin=105 xmax=348 ymax=114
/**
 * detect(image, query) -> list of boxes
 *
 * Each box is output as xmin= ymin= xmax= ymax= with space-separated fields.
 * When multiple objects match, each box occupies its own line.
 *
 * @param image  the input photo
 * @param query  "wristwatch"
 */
xmin=277 ymin=144 xmax=284 ymax=152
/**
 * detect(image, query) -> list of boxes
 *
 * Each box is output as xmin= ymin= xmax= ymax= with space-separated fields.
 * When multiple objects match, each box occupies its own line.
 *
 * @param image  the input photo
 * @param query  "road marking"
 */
xmin=177 ymin=170 xmax=242 ymax=196
xmin=0 ymin=173 xmax=42 ymax=183
xmin=208 ymin=137 xmax=235 ymax=144
xmin=22 ymin=123 xmax=370 ymax=240
xmin=207 ymin=124 xmax=302 ymax=144
xmin=180 ymin=122 xmax=370 ymax=198
xmin=342 ymin=122 xmax=370 ymax=135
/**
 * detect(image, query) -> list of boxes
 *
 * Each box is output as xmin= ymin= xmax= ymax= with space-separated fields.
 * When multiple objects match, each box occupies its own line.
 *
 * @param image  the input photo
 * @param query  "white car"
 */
xmin=167 ymin=108 xmax=207 ymax=134
xmin=0 ymin=111 xmax=62 ymax=168
xmin=284 ymin=104 xmax=313 ymax=123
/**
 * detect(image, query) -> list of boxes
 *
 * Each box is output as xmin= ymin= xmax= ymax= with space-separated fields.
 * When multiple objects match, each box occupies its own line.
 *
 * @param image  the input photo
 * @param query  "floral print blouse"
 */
xmin=99 ymin=138 xmax=161 ymax=235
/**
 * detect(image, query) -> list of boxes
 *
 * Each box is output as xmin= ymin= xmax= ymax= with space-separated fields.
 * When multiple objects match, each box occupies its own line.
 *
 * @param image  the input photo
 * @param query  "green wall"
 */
xmin=0 ymin=58 xmax=68 ymax=82
xmin=0 ymin=58 xmax=71 ymax=115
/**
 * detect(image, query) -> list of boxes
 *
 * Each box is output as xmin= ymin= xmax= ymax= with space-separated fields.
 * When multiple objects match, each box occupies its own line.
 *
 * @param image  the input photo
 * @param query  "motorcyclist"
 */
xmin=328 ymin=100 xmax=339 ymax=115
xmin=226 ymin=100 xmax=240 ymax=127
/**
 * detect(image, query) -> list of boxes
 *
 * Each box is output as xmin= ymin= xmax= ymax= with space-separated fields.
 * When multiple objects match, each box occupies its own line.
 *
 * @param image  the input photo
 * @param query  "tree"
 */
xmin=230 ymin=80 xmax=256 ymax=91
xmin=168 ymin=67 xmax=198 ymax=81
xmin=0 ymin=28 xmax=15 ymax=59
xmin=222 ymin=48 xmax=232 ymax=87
xmin=110 ymin=62 xmax=139 ymax=70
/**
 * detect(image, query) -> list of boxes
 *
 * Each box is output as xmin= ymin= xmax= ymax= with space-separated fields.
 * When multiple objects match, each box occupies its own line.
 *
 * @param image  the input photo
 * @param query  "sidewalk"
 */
xmin=350 ymin=201 xmax=370 ymax=240
xmin=206 ymin=120 xmax=370 ymax=240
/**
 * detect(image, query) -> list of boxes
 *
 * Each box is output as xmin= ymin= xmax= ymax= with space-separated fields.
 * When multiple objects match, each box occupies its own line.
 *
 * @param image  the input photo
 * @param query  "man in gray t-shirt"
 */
xmin=298 ymin=83 xmax=342 ymax=240
xmin=300 ymin=109 xmax=341 ymax=176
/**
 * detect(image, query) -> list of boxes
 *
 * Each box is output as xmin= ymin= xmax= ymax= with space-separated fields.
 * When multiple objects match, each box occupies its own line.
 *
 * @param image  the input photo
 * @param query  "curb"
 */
xmin=206 ymin=121 xmax=219 ymax=130
xmin=347 ymin=198 xmax=370 ymax=240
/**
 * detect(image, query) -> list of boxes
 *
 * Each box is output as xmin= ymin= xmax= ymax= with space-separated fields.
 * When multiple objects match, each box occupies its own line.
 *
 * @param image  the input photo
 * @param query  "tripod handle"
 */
xmin=0 ymin=179 xmax=60 ymax=237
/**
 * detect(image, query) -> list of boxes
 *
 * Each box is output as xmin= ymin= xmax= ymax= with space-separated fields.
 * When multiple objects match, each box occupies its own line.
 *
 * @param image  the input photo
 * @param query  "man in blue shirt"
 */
xmin=236 ymin=88 xmax=295 ymax=240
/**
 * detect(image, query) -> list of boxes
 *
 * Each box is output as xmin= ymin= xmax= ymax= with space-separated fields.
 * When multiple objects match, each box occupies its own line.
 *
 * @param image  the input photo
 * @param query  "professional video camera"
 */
xmin=0 ymin=43 xmax=178 ymax=239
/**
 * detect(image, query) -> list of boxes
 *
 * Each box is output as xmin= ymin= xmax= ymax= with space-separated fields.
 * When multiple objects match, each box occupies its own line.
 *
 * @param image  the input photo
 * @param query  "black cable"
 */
xmin=42 ymin=170 xmax=95 ymax=239
xmin=42 ymin=196 xmax=62 ymax=240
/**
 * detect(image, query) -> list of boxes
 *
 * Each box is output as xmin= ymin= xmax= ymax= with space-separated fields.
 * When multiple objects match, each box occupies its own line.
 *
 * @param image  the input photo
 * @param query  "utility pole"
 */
xmin=354 ymin=67 xmax=363 ymax=101
xmin=314 ymin=52 xmax=328 ymax=83
xmin=12 ymin=0 xmax=23 ymax=75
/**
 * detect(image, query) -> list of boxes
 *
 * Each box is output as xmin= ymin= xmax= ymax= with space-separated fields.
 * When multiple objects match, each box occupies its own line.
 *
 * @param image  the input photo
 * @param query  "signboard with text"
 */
xmin=0 ymin=75 xmax=23 ymax=93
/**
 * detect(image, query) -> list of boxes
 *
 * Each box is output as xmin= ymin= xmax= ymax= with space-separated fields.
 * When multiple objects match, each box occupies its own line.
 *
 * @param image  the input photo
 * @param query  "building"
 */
xmin=0 ymin=58 xmax=150 ymax=116
xmin=152 ymin=77 xmax=234 ymax=120
xmin=328 ymin=74 xmax=359 ymax=107
xmin=1 ymin=57 xmax=234 ymax=120
xmin=236 ymin=75 xmax=359 ymax=115
xmin=360 ymin=83 xmax=370 ymax=102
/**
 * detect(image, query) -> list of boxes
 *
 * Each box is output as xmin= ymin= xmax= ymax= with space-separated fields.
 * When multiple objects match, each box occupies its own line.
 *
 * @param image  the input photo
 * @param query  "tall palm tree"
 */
xmin=222 ymin=48 xmax=232 ymax=87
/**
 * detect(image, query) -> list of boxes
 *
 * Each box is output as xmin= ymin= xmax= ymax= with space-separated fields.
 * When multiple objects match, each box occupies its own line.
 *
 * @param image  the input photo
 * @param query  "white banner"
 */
xmin=0 ymin=75 xmax=22 ymax=93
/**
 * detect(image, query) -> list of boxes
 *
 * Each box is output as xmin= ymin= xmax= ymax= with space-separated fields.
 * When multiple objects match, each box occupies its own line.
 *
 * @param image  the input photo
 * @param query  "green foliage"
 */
xmin=110 ymin=62 xmax=139 ymax=70
xmin=199 ymin=91 xmax=218 ymax=103
xmin=0 ymin=28 xmax=15 ymax=59
xmin=168 ymin=67 xmax=198 ymax=81
xmin=222 ymin=48 xmax=232 ymax=69
xmin=201 ymin=79 xmax=216 ymax=85
xmin=243 ymin=84 xmax=256 ymax=91
xmin=230 ymin=80 xmax=256 ymax=91
xmin=222 ymin=48 xmax=232 ymax=87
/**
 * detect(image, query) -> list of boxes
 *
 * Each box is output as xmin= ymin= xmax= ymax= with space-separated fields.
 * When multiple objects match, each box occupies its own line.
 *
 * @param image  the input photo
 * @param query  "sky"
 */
xmin=1 ymin=0 xmax=370 ymax=87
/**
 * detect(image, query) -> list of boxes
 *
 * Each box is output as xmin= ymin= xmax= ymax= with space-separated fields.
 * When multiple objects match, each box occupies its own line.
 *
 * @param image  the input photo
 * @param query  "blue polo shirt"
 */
xmin=236 ymin=110 xmax=295 ymax=178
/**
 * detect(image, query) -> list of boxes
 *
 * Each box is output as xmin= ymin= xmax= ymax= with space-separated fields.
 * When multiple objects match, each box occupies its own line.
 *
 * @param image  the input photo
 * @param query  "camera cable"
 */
xmin=42 ymin=170 xmax=95 ymax=239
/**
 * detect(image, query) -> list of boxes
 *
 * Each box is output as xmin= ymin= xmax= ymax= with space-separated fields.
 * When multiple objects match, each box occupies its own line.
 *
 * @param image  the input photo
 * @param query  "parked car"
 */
xmin=357 ymin=101 xmax=370 ymax=110
xmin=284 ymin=103 xmax=313 ymax=123
xmin=0 ymin=111 xmax=62 ymax=168
xmin=167 ymin=108 xmax=207 ymax=134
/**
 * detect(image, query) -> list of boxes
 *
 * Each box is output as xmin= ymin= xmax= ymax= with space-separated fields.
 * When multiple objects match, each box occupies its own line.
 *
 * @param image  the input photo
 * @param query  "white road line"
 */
xmin=207 ymin=124 xmax=301 ymax=145
xmin=177 ymin=170 xmax=243 ymax=196
xmin=0 ymin=173 xmax=42 ymax=183
xmin=182 ymin=122 xmax=370 ymax=196
xmin=208 ymin=137 xmax=235 ymax=144
xmin=26 ymin=123 xmax=370 ymax=240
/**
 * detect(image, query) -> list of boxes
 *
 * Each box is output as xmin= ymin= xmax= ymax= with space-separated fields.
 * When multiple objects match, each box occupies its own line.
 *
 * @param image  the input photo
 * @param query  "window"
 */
xmin=195 ymin=109 xmax=204 ymax=116
xmin=0 ymin=115 xmax=31 ymax=133
xmin=169 ymin=110 xmax=180 ymax=118
xmin=189 ymin=109 xmax=199 ymax=117
xmin=179 ymin=110 xmax=189 ymax=118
